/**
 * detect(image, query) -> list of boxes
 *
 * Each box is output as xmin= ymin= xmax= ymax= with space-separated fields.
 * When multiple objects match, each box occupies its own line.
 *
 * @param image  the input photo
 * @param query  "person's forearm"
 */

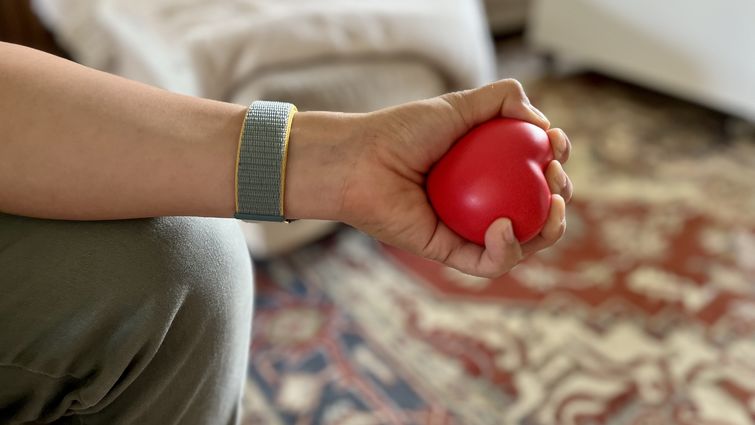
xmin=0 ymin=42 xmax=248 ymax=220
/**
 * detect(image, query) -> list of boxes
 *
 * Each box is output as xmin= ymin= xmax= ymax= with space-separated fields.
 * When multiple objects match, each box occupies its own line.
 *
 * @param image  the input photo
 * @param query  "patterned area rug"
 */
xmin=242 ymin=74 xmax=755 ymax=425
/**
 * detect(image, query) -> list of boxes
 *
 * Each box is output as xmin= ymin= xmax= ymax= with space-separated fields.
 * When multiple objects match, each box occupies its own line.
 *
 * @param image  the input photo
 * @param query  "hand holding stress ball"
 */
xmin=427 ymin=118 xmax=555 ymax=245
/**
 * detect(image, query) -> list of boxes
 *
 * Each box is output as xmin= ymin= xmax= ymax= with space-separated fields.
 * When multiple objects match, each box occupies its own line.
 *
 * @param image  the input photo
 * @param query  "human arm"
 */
xmin=0 ymin=41 xmax=245 ymax=219
xmin=0 ymin=42 xmax=572 ymax=277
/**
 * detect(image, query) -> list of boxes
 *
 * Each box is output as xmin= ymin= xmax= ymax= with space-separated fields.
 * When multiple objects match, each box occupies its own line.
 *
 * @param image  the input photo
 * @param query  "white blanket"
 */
xmin=33 ymin=0 xmax=495 ymax=101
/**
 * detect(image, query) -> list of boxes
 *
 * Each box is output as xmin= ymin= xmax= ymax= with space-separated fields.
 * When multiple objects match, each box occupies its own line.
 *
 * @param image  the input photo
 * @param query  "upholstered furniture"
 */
xmin=529 ymin=0 xmax=755 ymax=122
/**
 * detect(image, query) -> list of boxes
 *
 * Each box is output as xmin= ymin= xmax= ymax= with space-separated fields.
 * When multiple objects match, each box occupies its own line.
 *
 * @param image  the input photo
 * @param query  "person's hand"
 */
xmin=285 ymin=79 xmax=573 ymax=278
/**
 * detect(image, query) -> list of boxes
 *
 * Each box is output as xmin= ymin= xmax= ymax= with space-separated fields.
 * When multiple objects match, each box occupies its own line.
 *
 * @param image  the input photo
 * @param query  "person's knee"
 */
xmin=29 ymin=216 xmax=253 ymax=344
xmin=137 ymin=217 xmax=255 ymax=351
xmin=99 ymin=216 xmax=253 ymax=326
xmin=0 ymin=215 xmax=253 ymax=422
xmin=70 ymin=217 xmax=254 ymax=421
xmin=69 ymin=216 xmax=254 ymax=368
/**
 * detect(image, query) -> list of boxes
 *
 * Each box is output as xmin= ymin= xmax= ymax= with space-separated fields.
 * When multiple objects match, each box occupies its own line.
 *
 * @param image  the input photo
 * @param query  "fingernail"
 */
xmin=557 ymin=170 xmax=568 ymax=189
xmin=503 ymin=220 xmax=517 ymax=244
xmin=558 ymin=129 xmax=569 ymax=156
xmin=555 ymin=134 xmax=567 ymax=158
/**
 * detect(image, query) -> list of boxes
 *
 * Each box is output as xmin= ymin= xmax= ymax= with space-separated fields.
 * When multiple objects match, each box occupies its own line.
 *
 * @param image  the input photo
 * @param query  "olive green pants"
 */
xmin=0 ymin=214 xmax=253 ymax=424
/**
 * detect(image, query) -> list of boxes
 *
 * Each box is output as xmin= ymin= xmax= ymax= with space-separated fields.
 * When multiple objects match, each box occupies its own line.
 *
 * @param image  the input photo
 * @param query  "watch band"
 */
xmin=234 ymin=101 xmax=297 ymax=222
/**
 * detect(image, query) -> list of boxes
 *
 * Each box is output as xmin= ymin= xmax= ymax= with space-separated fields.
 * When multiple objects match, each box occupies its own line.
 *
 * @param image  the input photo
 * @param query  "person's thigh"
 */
xmin=0 ymin=214 xmax=253 ymax=425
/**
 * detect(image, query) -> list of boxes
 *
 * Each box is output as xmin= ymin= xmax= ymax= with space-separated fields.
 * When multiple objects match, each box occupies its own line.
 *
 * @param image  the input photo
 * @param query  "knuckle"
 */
xmin=497 ymin=79 xmax=529 ymax=108
xmin=500 ymin=78 xmax=524 ymax=91
xmin=501 ymin=79 xmax=526 ymax=99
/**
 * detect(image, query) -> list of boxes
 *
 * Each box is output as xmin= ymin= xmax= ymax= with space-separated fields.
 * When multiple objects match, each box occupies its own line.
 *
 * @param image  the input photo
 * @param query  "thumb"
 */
xmin=442 ymin=79 xmax=550 ymax=131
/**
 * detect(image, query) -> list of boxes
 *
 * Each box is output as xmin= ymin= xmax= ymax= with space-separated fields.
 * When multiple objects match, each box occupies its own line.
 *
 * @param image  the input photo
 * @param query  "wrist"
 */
xmin=283 ymin=111 xmax=361 ymax=221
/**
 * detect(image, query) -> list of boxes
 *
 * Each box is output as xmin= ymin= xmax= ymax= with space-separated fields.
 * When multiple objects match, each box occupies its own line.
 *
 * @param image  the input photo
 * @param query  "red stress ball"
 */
xmin=427 ymin=118 xmax=553 ymax=245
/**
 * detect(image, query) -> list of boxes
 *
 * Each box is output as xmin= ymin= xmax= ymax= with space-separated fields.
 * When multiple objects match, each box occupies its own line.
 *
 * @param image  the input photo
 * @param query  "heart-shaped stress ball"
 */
xmin=427 ymin=118 xmax=554 ymax=245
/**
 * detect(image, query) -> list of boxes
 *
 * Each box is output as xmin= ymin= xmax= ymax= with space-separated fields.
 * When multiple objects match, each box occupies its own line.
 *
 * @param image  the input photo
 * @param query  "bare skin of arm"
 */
xmin=0 ymin=41 xmax=245 ymax=219
xmin=0 ymin=42 xmax=573 ymax=277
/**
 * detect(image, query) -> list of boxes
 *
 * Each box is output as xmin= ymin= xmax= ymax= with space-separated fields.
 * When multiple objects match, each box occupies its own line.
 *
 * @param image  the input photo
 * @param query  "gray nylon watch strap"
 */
xmin=234 ymin=101 xmax=297 ymax=222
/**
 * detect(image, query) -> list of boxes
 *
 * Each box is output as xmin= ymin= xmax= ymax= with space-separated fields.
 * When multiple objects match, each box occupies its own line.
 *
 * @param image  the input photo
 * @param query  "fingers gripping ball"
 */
xmin=427 ymin=118 xmax=553 ymax=245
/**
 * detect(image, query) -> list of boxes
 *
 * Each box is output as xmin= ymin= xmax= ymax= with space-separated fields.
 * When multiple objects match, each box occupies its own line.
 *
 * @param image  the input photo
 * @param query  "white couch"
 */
xmin=528 ymin=0 xmax=755 ymax=122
